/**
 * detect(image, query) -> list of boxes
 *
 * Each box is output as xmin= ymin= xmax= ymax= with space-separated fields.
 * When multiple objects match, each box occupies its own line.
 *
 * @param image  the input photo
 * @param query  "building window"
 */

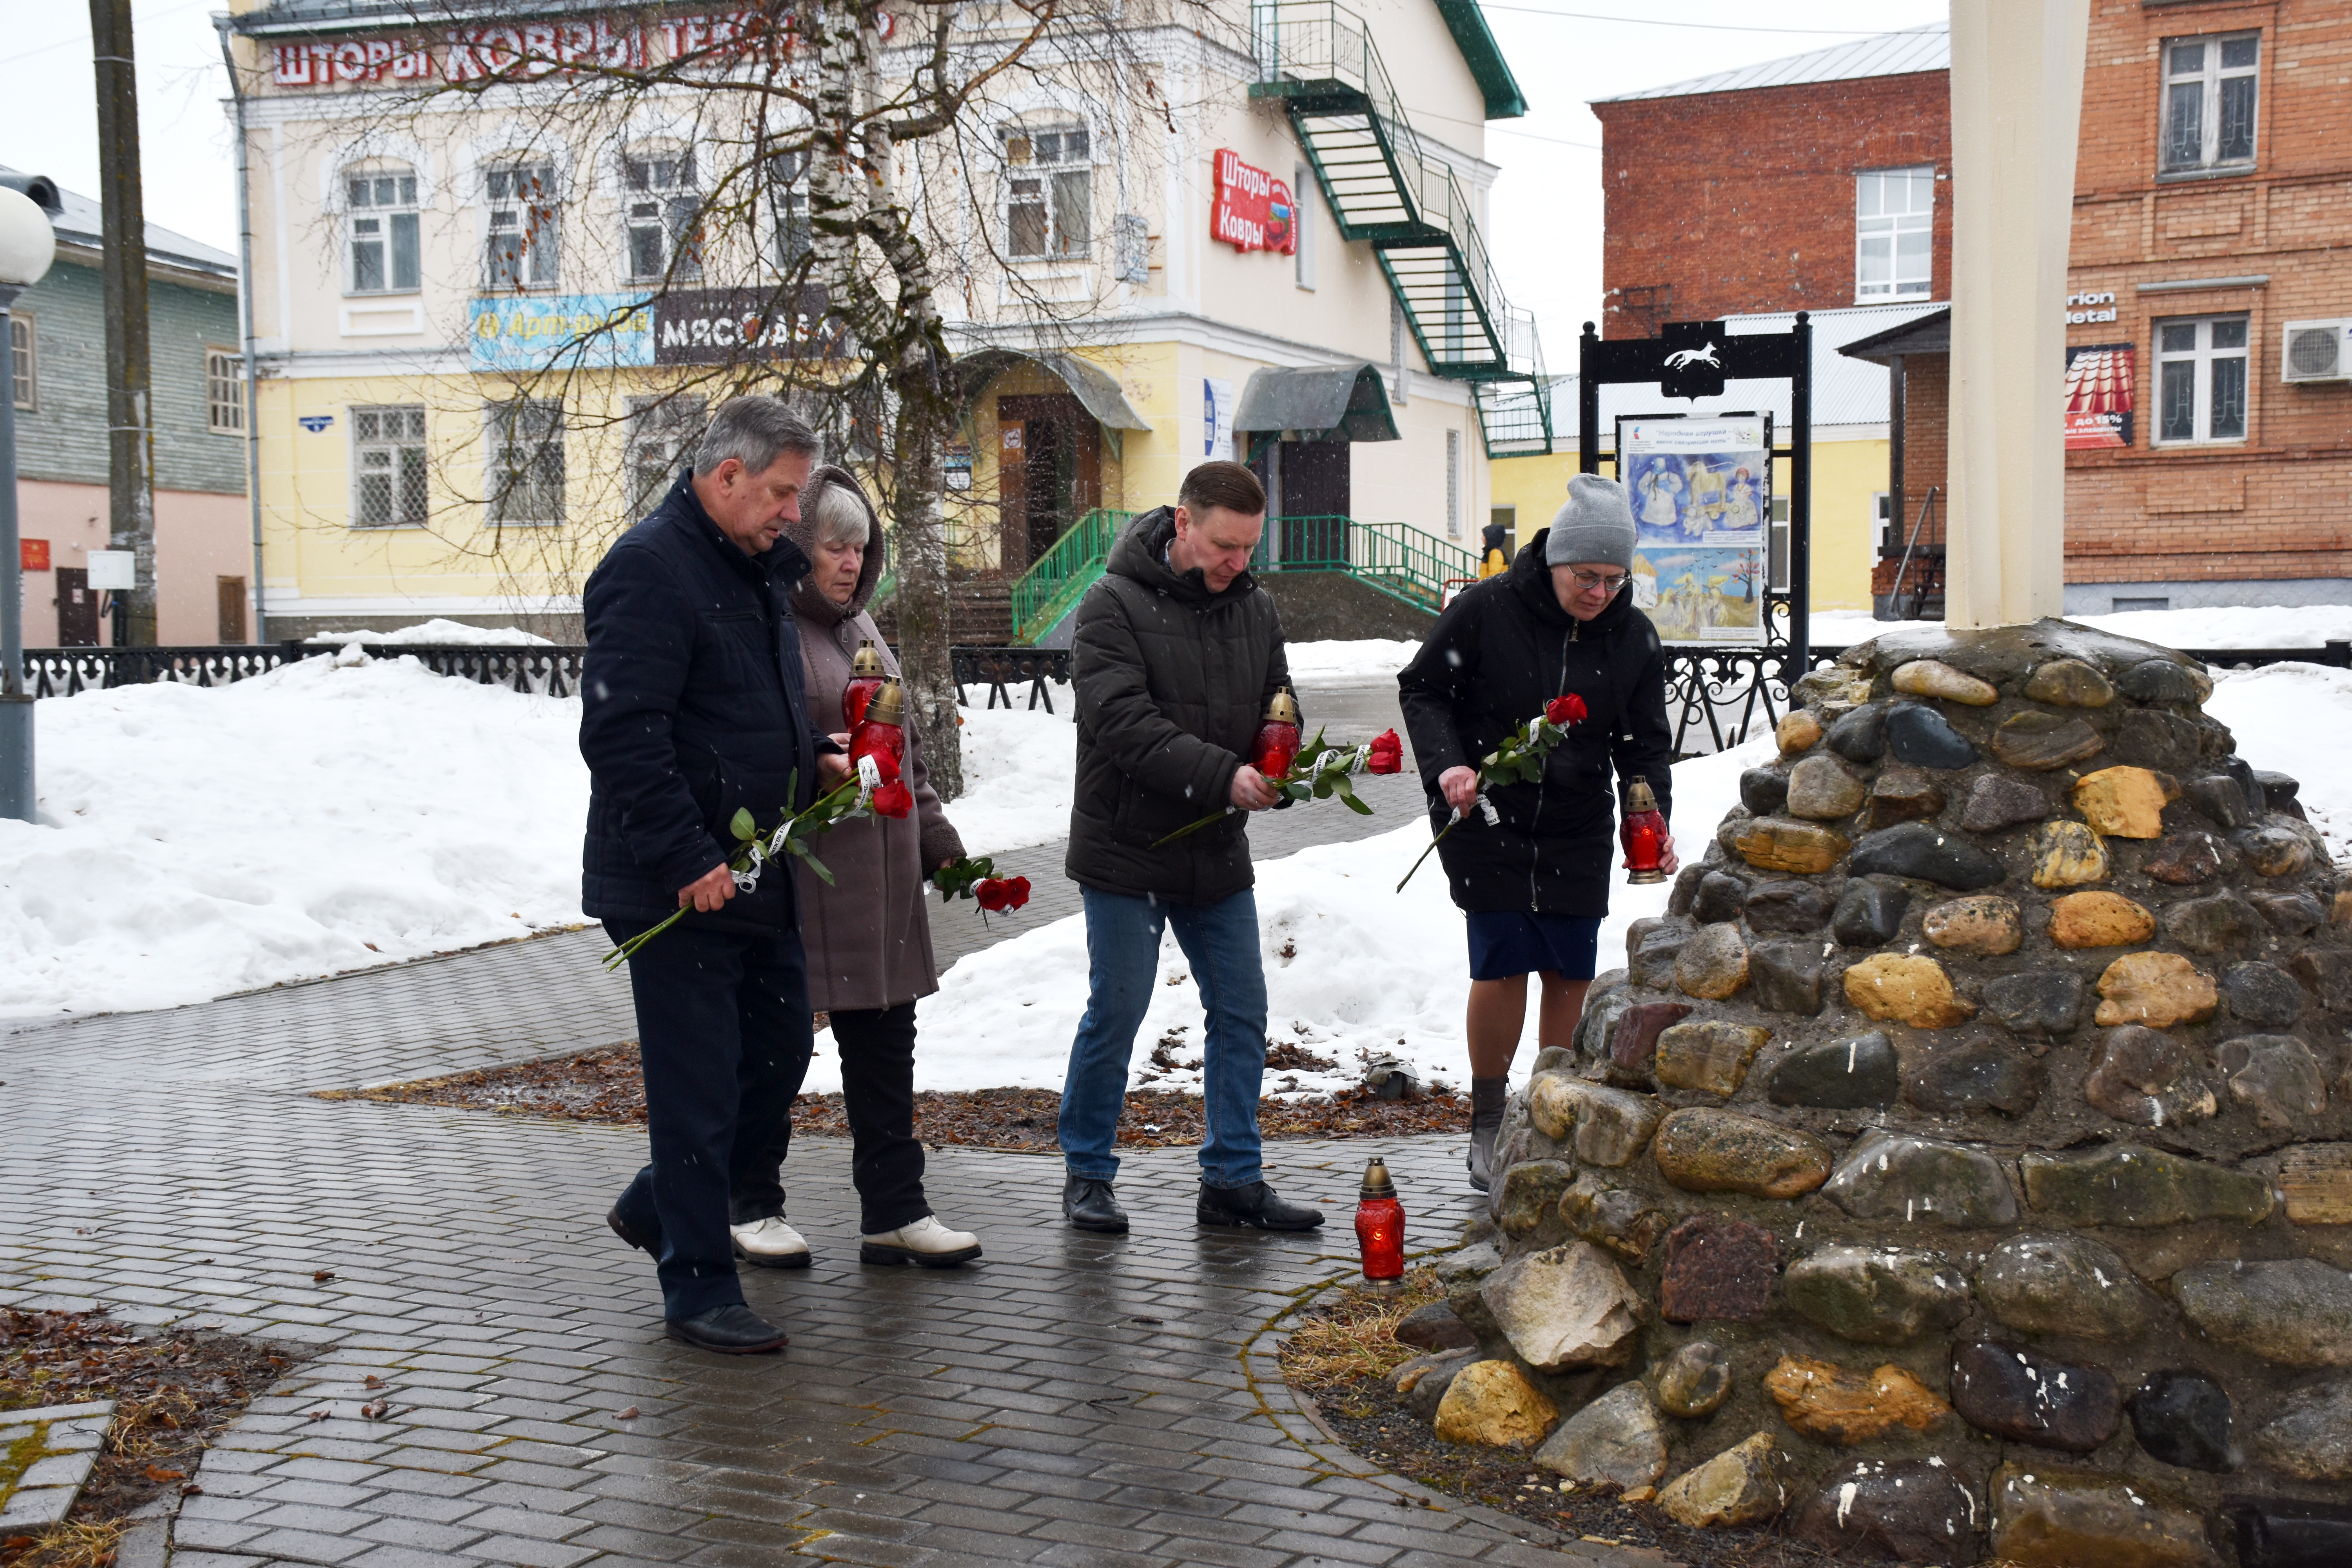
xmin=484 ymin=163 xmax=559 ymax=290
xmin=623 ymin=152 xmax=701 ymax=284
xmin=347 ymin=167 xmax=420 ymax=294
xmin=206 ymin=348 xmax=244 ymax=434
xmin=486 ymin=399 xmax=565 ymax=525
xmin=2155 ymin=315 xmax=2250 ymax=444
xmin=352 ymin=405 xmax=429 ymax=528
xmin=1855 ymin=167 xmax=1934 ymax=299
xmin=2161 ymin=33 xmax=2259 ymax=175
xmin=626 ymin=394 xmax=706 ymax=516
xmin=1002 ymin=126 xmax=1089 ymax=260
xmin=768 ymin=150 xmax=812 ymax=273
xmin=9 ymin=312 xmax=31 ymax=411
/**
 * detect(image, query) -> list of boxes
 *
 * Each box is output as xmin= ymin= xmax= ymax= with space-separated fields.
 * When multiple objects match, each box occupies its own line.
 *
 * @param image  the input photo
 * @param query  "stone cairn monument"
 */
xmin=1412 ymin=620 xmax=2352 ymax=1568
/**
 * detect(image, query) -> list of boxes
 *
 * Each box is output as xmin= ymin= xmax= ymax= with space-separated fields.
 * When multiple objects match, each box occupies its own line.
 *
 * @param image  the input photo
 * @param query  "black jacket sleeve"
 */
xmin=1072 ymin=583 xmax=1240 ymax=809
xmin=1397 ymin=587 xmax=1482 ymax=788
xmin=1609 ymin=626 xmax=1676 ymax=826
xmin=579 ymin=548 xmax=726 ymax=894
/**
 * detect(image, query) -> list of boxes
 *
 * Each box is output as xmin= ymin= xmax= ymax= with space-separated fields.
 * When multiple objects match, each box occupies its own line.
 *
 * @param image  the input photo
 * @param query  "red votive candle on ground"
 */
xmin=843 ymin=640 xmax=887 ymax=729
xmin=1354 ymin=1158 xmax=1405 ymax=1281
xmin=1252 ymin=687 xmax=1302 ymax=779
xmin=1621 ymin=775 xmax=1668 ymax=885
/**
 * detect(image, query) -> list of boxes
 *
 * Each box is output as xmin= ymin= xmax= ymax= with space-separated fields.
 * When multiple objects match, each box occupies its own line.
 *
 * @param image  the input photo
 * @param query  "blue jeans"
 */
xmin=1060 ymin=886 xmax=1269 ymax=1189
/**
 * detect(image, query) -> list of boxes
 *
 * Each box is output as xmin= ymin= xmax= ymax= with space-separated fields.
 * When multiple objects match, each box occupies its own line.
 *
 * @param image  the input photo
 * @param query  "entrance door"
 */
xmin=995 ymin=393 xmax=1102 ymax=573
xmin=1279 ymin=439 xmax=1351 ymax=567
xmin=218 ymin=576 xmax=249 ymax=644
xmin=55 ymin=567 xmax=99 ymax=646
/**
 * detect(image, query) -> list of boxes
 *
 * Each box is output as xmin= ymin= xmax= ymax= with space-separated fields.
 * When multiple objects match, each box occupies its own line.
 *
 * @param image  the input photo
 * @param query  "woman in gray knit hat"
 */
xmin=1397 ymin=474 xmax=1681 ymax=1189
xmin=727 ymin=466 xmax=985 ymax=1267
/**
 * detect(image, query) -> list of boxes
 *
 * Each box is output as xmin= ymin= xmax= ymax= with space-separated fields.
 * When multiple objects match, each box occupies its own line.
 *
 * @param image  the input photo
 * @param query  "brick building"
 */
xmin=1589 ymin=27 xmax=1952 ymax=338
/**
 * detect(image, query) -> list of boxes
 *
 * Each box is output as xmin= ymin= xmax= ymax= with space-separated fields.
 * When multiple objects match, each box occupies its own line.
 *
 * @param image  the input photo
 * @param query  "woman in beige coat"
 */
xmin=728 ymin=466 xmax=982 ymax=1269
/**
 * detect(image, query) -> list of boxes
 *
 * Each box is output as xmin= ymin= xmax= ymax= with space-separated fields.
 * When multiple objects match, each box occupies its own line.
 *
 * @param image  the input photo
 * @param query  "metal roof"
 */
xmin=1594 ymin=22 xmax=1947 ymax=104
xmin=0 ymin=163 xmax=237 ymax=279
xmin=1556 ymin=300 xmax=1948 ymax=438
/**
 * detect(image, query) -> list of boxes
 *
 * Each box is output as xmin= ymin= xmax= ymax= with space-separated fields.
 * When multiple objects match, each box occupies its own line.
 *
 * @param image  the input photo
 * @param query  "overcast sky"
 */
xmin=0 ymin=0 xmax=1948 ymax=370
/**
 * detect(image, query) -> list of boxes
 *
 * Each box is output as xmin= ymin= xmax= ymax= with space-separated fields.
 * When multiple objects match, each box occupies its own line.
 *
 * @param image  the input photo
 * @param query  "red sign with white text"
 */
xmin=1212 ymin=150 xmax=1296 ymax=256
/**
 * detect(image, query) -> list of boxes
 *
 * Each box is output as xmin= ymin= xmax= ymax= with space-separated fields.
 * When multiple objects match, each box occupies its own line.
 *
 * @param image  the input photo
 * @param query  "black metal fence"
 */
xmin=22 ymin=637 xmax=2350 ymax=756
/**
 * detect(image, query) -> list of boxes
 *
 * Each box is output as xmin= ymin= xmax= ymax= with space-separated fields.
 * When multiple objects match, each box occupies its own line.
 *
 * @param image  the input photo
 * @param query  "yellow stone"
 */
xmin=2030 ymin=821 xmax=2111 ymax=888
xmin=2049 ymin=891 xmax=2156 ymax=949
xmin=1843 ymin=953 xmax=1976 ymax=1028
xmin=1777 ymin=711 xmax=1823 ymax=755
xmin=1891 ymin=659 xmax=2000 ymax=706
xmin=1764 ymin=1355 xmax=1952 ymax=1446
xmin=2278 ymin=1144 xmax=2352 ymax=1225
xmin=1923 ymin=895 xmax=2024 ymax=955
xmin=2094 ymin=951 xmax=2219 ymax=1028
xmin=1733 ymin=818 xmax=1851 ymax=875
xmin=1432 ymin=1359 xmax=1560 ymax=1448
xmin=2334 ymin=890 xmax=2352 ymax=927
xmin=2073 ymin=767 xmax=2167 ymax=840
xmin=1657 ymin=1433 xmax=1786 ymax=1529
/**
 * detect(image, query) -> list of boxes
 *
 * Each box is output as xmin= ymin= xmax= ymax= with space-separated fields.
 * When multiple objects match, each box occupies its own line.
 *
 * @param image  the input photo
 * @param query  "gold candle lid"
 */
xmin=866 ymin=677 xmax=905 ymax=726
xmin=1627 ymin=776 xmax=1658 ymax=813
xmin=1263 ymin=686 xmax=1301 ymax=726
xmin=1359 ymin=1157 xmax=1397 ymax=1200
xmin=850 ymin=639 xmax=886 ymax=677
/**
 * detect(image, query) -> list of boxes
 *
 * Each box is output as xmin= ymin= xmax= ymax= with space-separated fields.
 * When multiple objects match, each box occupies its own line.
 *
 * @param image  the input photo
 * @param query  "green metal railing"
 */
xmin=1009 ymin=507 xmax=1134 ymax=644
xmin=1250 ymin=515 xmax=1480 ymax=612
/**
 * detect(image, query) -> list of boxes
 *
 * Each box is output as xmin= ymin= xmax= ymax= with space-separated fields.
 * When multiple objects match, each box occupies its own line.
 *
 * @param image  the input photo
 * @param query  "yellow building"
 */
xmin=1489 ymin=303 xmax=1943 ymax=619
xmin=221 ymin=0 xmax=1552 ymax=642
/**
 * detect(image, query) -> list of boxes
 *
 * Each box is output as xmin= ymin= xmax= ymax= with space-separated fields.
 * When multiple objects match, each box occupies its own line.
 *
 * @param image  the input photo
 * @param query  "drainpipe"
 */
xmin=217 ymin=15 xmax=265 ymax=643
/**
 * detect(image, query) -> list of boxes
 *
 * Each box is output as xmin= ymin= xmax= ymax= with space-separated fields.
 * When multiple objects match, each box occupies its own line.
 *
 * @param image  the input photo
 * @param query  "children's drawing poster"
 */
xmin=1619 ymin=416 xmax=1770 ymax=645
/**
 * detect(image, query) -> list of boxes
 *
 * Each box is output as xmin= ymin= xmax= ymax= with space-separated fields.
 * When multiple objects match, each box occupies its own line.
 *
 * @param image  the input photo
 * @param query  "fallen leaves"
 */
xmin=359 ymin=1400 xmax=389 ymax=1420
xmin=310 ymin=1269 xmax=336 ymax=1283
xmin=363 ymin=1374 xmax=385 ymax=1389
xmin=615 ymin=1406 xmax=639 ymax=1420
xmin=141 ymin=1467 xmax=183 ymax=1485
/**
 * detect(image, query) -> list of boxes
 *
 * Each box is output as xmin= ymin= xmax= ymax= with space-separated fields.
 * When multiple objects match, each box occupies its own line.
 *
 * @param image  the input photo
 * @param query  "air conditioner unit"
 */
xmin=2281 ymin=319 xmax=2352 ymax=383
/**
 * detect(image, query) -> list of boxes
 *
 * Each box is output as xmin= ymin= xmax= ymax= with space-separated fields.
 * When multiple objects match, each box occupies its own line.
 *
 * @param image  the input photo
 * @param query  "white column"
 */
xmin=1944 ymin=0 xmax=2090 ymax=628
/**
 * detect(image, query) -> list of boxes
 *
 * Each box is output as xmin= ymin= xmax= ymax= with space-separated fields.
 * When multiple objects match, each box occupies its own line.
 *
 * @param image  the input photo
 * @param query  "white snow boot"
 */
xmin=860 ymin=1214 xmax=982 ymax=1268
xmin=729 ymin=1216 xmax=812 ymax=1270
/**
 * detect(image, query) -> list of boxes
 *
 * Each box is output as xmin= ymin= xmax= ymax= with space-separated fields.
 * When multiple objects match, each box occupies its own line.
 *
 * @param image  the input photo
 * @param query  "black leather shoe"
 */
xmin=1062 ymin=1175 xmax=1129 ymax=1234
xmin=1197 ymin=1180 xmax=1325 ymax=1232
xmin=664 ymin=1304 xmax=789 ymax=1354
xmin=607 ymin=1206 xmax=661 ymax=1256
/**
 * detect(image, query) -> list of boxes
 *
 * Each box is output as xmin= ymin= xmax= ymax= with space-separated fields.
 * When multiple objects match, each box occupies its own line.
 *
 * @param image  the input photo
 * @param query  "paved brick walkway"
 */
xmin=0 ymin=686 xmax=1624 ymax=1566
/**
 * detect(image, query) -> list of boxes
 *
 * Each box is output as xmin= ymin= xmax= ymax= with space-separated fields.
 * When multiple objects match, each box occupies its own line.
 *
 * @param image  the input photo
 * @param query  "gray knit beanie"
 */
xmin=1545 ymin=474 xmax=1637 ymax=572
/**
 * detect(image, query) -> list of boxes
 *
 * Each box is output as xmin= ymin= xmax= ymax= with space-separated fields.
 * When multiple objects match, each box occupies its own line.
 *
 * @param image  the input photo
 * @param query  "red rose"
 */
xmin=1002 ymin=876 xmax=1032 ymax=910
xmin=974 ymin=877 xmax=1011 ymax=912
xmin=1366 ymin=728 xmax=1404 ymax=775
xmin=871 ymin=780 xmax=914 ymax=818
xmin=1545 ymin=694 xmax=1587 ymax=728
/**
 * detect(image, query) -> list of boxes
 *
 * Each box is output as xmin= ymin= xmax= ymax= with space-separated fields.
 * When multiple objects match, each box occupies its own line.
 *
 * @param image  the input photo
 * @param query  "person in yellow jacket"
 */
xmin=1478 ymin=521 xmax=1510 ymax=579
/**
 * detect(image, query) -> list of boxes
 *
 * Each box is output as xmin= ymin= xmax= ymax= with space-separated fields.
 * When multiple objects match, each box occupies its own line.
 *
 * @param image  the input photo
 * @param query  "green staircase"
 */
xmin=1008 ymin=508 xmax=1134 ymax=645
xmin=1253 ymin=516 xmax=1481 ymax=613
xmin=1250 ymin=0 xmax=1553 ymax=458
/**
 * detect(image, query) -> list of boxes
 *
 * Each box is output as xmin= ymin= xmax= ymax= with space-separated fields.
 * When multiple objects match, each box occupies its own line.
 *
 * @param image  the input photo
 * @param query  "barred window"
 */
xmin=206 ymin=348 xmax=244 ymax=434
xmin=486 ymin=399 xmax=564 ymax=526
xmin=623 ymin=152 xmax=702 ymax=284
xmin=347 ymin=167 xmax=420 ymax=294
xmin=626 ymin=394 xmax=707 ymax=516
xmin=9 ymin=312 xmax=31 ymax=411
xmin=769 ymin=150 xmax=813 ymax=274
xmin=2161 ymin=33 xmax=2260 ymax=174
xmin=352 ymin=405 xmax=428 ymax=527
xmin=484 ymin=163 xmax=559 ymax=290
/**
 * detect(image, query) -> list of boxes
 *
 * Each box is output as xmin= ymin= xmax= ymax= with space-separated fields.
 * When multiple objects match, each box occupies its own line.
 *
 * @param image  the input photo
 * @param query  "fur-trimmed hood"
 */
xmin=786 ymin=465 xmax=886 ymax=627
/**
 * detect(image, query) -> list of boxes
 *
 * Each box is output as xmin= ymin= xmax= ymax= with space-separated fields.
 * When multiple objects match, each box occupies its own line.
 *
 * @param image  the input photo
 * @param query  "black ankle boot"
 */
xmin=1062 ymin=1175 xmax=1129 ymax=1234
xmin=1197 ymin=1180 xmax=1324 ymax=1231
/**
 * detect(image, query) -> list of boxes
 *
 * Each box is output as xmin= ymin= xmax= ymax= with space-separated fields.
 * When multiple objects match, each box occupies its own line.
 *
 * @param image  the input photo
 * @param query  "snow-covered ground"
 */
xmin=301 ymin=618 xmax=555 ymax=646
xmin=1813 ymin=603 xmax=2352 ymax=652
xmin=931 ymin=703 xmax=1072 ymax=854
xmin=1282 ymin=638 xmax=1421 ymax=683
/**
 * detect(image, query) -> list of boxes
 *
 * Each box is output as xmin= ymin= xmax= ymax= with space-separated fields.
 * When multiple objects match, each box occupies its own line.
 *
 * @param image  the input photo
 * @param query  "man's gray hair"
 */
xmin=808 ymin=482 xmax=872 ymax=548
xmin=692 ymin=396 xmax=820 ymax=478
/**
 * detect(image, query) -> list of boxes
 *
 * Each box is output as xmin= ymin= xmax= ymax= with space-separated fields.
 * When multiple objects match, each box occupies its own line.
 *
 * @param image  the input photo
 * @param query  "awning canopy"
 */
xmin=1837 ymin=307 xmax=1951 ymax=365
xmin=953 ymin=347 xmax=1154 ymax=431
xmin=1232 ymin=362 xmax=1400 ymax=443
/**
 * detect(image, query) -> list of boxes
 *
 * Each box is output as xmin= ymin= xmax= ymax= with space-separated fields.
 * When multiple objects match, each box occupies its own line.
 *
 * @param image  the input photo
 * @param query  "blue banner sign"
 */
xmin=469 ymin=293 xmax=653 ymax=370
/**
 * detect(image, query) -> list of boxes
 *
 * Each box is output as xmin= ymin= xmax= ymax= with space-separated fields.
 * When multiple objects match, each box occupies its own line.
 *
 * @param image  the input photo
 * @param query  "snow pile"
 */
xmin=804 ymin=734 xmax=1770 ymax=1097
xmin=303 ymin=619 xmax=555 ymax=646
xmin=1 ymin=655 xmax=587 ymax=1020
xmin=2206 ymin=661 xmax=2352 ymax=865
xmin=938 ymin=702 xmax=1074 ymax=855
xmin=1284 ymin=638 xmax=1422 ymax=682
xmin=1812 ymin=604 xmax=2352 ymax=653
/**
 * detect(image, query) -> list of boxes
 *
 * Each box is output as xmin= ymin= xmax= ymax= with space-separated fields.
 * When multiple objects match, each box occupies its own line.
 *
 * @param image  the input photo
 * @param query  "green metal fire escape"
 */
xmin=1249 ymin=0 xmax=1553 ymax=458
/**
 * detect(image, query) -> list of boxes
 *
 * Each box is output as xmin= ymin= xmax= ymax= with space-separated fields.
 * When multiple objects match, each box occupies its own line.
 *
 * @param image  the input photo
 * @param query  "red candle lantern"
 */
xmin=1621 ymin=775 xmax=1668 ymax=885
xmin=1354 ymin=1157 xmax=1405 ymax=1282
xmin=843 ymin=639 xmax=887 ymax=730
xmin=1252 ymin=687 xmax=1302 ymax=779
xmin=849 ymin=677 xmax=907 ymax=777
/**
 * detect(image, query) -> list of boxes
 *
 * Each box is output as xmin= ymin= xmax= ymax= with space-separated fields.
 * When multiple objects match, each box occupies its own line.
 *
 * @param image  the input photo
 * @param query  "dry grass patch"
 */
xmin=1278 ymin=1266 xmax=1445 ymax=1394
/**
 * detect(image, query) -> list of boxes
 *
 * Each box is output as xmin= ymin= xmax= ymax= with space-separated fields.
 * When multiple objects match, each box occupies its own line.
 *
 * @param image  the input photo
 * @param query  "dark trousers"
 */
xmin=741 ymin=1002 xmax=929 ymax=1236
xmin=605 ymin=918 xmax=815 ymax=1320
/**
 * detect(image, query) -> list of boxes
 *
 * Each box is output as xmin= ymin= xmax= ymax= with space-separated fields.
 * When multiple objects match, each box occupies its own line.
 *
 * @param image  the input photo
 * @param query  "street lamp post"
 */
xmin=0 ymin=182 xmax=60 ymax=823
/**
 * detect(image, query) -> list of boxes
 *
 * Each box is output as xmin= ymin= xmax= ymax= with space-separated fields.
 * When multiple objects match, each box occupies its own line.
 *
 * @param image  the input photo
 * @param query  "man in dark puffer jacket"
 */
xmin=580 ymin=397 xmax=848 ymax=1354
xmin=1056 ymin=461 xmax=1323 ymax=1236
xmin=1399 ymin=474 xmax=1680 ymax=1191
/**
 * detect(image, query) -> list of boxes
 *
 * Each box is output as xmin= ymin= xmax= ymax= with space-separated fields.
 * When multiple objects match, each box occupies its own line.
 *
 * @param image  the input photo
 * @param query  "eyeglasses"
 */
xmin=1570 ymin=570 xmax=1630 ymax=593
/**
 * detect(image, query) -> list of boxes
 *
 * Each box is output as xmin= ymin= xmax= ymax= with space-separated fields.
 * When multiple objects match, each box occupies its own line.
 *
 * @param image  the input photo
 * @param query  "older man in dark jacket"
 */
xmin=1056 ymin=461 xmax=1323 ymax=1236
xmin=581 ymin=396 xmax=847 ymax=1354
